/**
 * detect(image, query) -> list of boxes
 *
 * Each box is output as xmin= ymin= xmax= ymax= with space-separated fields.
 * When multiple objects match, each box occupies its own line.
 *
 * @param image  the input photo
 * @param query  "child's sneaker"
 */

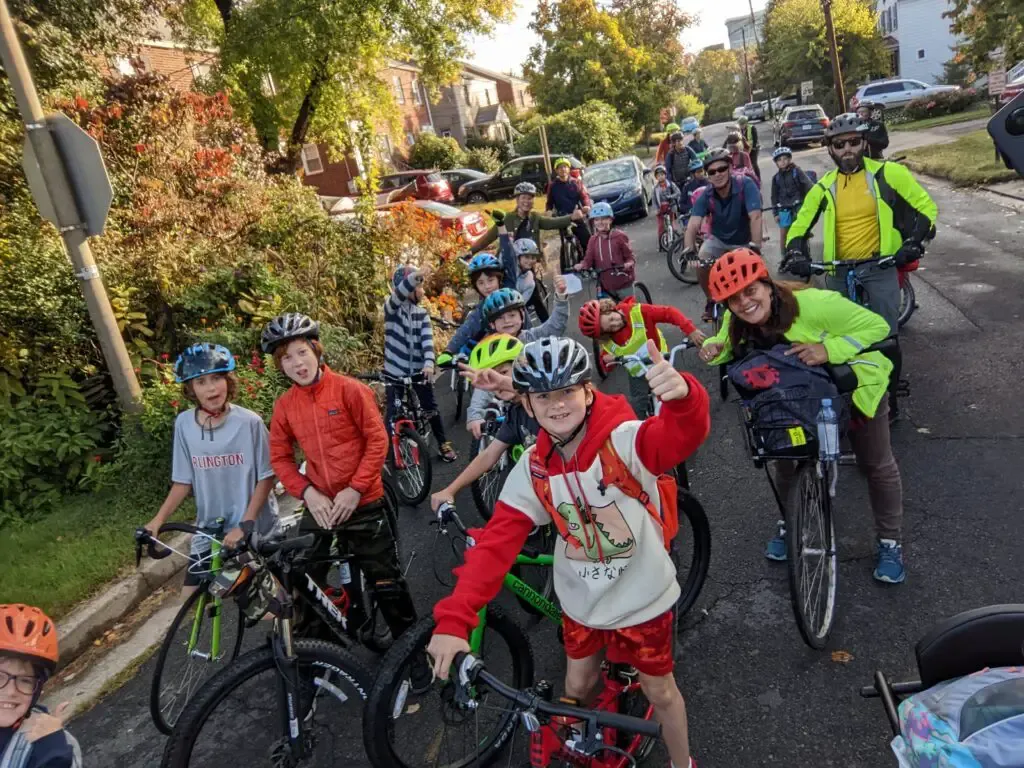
xmin=765 ymin=519 xmax=787 ymax=561
xmin=873 ymin=539 xmax=905 ymax=584
xmin=439 ymin=441 xmax=458 ymax=463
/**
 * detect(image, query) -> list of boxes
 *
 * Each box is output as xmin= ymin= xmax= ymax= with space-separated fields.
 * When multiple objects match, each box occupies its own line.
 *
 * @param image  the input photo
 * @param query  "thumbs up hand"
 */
xmin=644 ymin=339 xmax=689 ymax=403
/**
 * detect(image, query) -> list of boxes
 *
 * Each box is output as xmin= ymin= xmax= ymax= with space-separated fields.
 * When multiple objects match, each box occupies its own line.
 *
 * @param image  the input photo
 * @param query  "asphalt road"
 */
xmin=73 ymin=137 xmax=1024 ymax=767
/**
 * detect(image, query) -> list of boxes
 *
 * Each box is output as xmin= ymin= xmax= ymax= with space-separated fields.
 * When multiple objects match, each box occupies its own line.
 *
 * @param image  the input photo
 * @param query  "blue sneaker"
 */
xmin=873 ymin=539 xmax=906 ymax=584
xmin=764 ymin=520 xmax=787 ymax=561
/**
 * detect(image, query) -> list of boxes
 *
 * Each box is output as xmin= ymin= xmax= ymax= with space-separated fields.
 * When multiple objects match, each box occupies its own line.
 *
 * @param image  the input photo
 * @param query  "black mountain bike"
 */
xmin=160 ymin=528 xmax=373 ymax=768
xmin=468 ymin=399 xmax=521 ymax=522
xmin=358 ymin=371 xmax=434 ymax=506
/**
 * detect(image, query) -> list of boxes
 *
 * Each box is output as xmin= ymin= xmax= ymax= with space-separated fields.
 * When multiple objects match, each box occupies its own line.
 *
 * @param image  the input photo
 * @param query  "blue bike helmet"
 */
xmin=467 ymin=252 xmax=501 ymax=278
xmin=772 ymin=146 xmax=793 ymax=160
xmin=688 ymin=157 xmax=704 ymax=172
xmin=589 ymin=201 xmax=614 ymax=220
xmin=174 ymin=343 xmax=236 ymax=383
xmin=392 ymin=264 xmax=415 ymax=289
xmin=481 ymin=288 xmax=526 ymax=324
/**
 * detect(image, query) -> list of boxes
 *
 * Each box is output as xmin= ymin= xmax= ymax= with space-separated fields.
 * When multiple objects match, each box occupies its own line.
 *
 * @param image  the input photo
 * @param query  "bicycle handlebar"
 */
xmin=453 ymin=653 xmax=661 ymax=739
xmin=134 ymin=522 xmax=211 ymax=564
xmin=357 ymin=371 xmax=428 ymax=385
xmin=807 ymin=255 xmax=895 ymax=273
xmin=610 ymin=341 xmax=694 ymax=373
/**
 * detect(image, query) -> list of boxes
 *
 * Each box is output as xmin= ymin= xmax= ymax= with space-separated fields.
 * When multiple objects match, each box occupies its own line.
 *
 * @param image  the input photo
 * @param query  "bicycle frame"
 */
xmin=188 ymin=537 xmax=225 ymax=660
xmin=468 ymin=552 xmax=560 ymax=653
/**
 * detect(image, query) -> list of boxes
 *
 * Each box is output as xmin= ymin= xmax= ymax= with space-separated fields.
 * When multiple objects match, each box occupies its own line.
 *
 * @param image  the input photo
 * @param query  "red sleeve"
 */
xmin=641 ymin=302 xmax=696 ymax=336
xmin=635 ymin=373 xmax=710 ymax=475
xmin=577 ymin=181 xmax=592 ymax=207
xmin=579 ymin=237 xmax=596 ymax=270
xmin=346 ymin=380 xmax=388 ymax=495
xmin=433 ymin=502 xmax=536 ymax=638
xmin=269 ymin=400 xmax=309 ymax=499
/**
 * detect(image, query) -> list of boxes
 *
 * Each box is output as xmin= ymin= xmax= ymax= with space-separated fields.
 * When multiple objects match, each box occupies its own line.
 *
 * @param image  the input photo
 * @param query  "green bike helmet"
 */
xmin=665 ymin=122 xmax=680 ymax=133
xmin=553 ymin=157 xmax=571 ymax=170
xmin=469 ymin=334 xmax=524 ymax=370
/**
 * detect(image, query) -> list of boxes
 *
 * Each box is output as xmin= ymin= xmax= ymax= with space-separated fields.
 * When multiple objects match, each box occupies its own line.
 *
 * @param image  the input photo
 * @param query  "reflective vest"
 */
xmin=601 ymin=303 xmax=668 ymax=377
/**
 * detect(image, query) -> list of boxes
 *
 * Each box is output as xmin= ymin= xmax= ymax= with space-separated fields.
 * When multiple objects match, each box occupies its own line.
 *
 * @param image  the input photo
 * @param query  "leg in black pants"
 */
xmin=412 ymin=381 xmax=449 ymax=447
xmin=575 ymin=223 xmax=591 ymax=256
xmin=527 ymin=284 xmax=550 ymax=322
xmin=750 ymin=149 xmax=761 ymax=181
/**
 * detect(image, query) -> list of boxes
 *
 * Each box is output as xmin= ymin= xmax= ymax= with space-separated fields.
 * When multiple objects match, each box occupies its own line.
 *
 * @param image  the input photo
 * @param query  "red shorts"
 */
xmin=561 ymin=610 xmax=674 ymax=677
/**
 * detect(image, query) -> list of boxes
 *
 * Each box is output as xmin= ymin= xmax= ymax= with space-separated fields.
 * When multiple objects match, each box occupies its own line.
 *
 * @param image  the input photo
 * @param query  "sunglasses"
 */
xmin=707 ymin=165 xmax=731 ymax=176
xmin=831 ymin=136 xmax=864 ymax=151
xmin=0 ymin=670 xmax=40 ymax=696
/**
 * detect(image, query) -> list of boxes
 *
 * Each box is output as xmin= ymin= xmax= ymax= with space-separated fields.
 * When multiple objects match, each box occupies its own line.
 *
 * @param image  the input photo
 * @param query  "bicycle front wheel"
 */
xmin=162 ymin=639 xmax=372 ymax=768
xmin=897 ymin=276 xmax=916 ymax=328
xmin=784 ymin=461 xmax=838 ymax=649
xmin=469 ymin=436 xmax=511 ymax=523
xmin=666 ymin=241 xmax=699 ymax=284
xmin=364 ymin=606 xmax=534 ymax=768
xmin=150 ymin=586 xmax=245 ymax=734
xmin=391 ymin=425 xmax=432 ymax=506
xmin=633 ymin=282 xmax=652 ymax=304
xmin=672 ymin=491 xmax=712 ymax=620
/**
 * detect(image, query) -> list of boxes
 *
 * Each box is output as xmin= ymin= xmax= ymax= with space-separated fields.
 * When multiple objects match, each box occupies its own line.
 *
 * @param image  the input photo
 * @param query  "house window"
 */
xmin=300 ymin=144 xmax=324 ymax=175
xmin=892 ymin=4 xmax=897 ymax=29
xmin=441 ymin=129 xmax=452 ymax=138
xmin=189 ymin=61 xmax=211 ymax=80
xmin=412 ymin=78 xmax=423 ymax=105
xmin=393 ymin=75 xmax=406 ymax=104
xmin=917 ymin=49 xmax=925 ymax=59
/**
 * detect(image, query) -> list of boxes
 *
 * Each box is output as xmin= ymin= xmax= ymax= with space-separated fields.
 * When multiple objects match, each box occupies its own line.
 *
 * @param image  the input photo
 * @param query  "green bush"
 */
xmin=515 ymin=100 xmax=632 ymax=164
xmin=408 ymin=133 xmax=467 ymax=170
xmin=465 ymin=136 xmax=514 ymax=164
xmin=903 ymin=88 xmax=981 ymax=120
xmin=464 ymin=146 xmax=501 ymax=173
xmin=675 ymin=93 xmax=707 ymax=124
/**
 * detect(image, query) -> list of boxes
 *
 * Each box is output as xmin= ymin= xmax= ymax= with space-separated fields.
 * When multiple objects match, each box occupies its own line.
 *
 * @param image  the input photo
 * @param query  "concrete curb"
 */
xmin=56 ymin=533 xmax=190 ymax=666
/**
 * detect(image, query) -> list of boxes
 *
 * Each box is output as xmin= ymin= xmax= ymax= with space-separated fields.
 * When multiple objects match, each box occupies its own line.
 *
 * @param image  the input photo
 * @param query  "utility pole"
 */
xmin=741 ymin=29 xmax=754 ymax=103
xmin=0 ymin=0 xmax=142 ymax=412
xmin=821 ymin=0 xmax=847 ymax=111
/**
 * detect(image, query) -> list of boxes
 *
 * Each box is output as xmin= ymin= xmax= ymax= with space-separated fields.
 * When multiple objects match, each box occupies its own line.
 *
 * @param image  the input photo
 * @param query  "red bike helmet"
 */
xmin=708 ymin=248 xmax=770 ymax=303
xmin=578 ymin=300 xmax=603 ymax=338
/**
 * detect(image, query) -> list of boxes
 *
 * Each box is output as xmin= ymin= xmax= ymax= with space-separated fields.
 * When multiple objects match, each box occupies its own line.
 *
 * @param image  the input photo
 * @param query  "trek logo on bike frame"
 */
xmin=305 ymin=572 xmax=348 ymax=630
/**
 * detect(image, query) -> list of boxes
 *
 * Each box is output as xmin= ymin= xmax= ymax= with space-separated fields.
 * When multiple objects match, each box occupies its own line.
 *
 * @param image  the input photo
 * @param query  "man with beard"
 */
xmin=783 ymin=114 xmax=937 ymax=419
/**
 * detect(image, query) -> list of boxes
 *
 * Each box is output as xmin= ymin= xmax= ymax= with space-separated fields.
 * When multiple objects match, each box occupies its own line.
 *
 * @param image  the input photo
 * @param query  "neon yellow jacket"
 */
xmin=786 ymin=158 xmax=937 ymax=263
xmin=703 ymin=288 xmax=893 ymax=417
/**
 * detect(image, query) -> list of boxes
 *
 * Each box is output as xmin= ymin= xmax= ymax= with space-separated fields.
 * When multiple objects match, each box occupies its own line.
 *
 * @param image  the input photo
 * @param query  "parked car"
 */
xmin=743 ymin=101 xmax=767 ymax=121
xmin=732 ymin=106 xmax=746 ymax=120
xmin=1000 ymin=71 xmax=1024 ymax=105
xmin=439 ymin=168 xmax=489 ymax=197
xmin=774 ymin=104 xmax=830 ymax=148
xmin=455 ymin=154 xmax=584 ymax=204
xmin=850 ymin=78 xmax=960 ymax=111
xmin=376 ymin=200 xmax=490 ymax=248
xmin=772 ymin=94 xmax=799 ymax=112
xmin=582 ymin=156 xmax=653 ymax=220
xmin=378 ymin=170 xmax=454 ymax=203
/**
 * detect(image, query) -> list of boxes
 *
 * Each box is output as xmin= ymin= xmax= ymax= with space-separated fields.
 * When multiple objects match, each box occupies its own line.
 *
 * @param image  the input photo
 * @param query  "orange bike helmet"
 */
xmin=0 ymin=604 xmax=59 ymax=672
xmin=708 ymin=248 xmax=770 ymax=303
xmin=578 ymin=300 xmax=603 ymax=339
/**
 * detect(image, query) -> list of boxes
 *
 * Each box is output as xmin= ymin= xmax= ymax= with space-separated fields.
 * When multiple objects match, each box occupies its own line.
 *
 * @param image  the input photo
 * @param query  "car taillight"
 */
xmin=820 ymin=118 xmax=829 ymax=127
xmin=783 ymin=121 xmax=795 ymax=130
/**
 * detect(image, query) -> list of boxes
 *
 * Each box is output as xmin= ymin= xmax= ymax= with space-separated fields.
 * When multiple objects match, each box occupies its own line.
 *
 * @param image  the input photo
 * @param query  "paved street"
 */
xmin=72 ymin=136 xmax=1024 ymax=767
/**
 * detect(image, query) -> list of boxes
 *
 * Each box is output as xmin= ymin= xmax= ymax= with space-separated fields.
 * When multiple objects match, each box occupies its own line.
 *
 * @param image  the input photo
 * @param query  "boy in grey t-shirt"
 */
xmin=144 ymin=343 xmax=277 ymax=593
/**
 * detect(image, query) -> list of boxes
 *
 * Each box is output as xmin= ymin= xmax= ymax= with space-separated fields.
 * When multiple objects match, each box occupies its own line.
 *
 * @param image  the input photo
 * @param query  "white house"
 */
xmin=876 ymin=0 xmax=961 ymax=84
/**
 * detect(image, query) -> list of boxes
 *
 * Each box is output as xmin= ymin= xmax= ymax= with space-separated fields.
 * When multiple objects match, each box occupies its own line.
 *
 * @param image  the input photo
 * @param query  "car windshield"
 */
xmin=788 ymin=109 xmax=823 ymax=121
xmin=585 ymin=162 xmax=635 ymax=187
xmin=417 ymin=201 xmax=460 ymax=216
xmin=423 ymin=172 xmax=443 ymax=182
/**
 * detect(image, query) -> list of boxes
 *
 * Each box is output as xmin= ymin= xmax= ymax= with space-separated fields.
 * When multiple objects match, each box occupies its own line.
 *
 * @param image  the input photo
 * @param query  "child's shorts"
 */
xmin=562 ymin=610 xmax=675 ymax=676
xmin=778 ymin=209 xmax=794 ymax=228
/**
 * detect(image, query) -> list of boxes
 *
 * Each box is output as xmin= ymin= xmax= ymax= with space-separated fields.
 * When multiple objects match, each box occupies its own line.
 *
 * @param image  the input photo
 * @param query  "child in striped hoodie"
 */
xmin=385 ymin=264 xmax=457 ymax=462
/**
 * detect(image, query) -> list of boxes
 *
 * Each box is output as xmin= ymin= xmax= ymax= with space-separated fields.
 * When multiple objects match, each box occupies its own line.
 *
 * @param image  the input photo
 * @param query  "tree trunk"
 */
xmin=281 ymin=57 xmax=330 ymax=174
xmin=213 ymin=0 xmax=234 ymax=25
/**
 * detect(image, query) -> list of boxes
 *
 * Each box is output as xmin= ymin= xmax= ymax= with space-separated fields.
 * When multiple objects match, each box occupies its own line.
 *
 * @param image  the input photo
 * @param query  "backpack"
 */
xmin=892 ymin=666 xmax=1024 ymax=767
xmin=528 ymin=438 xmax=679 ymax=551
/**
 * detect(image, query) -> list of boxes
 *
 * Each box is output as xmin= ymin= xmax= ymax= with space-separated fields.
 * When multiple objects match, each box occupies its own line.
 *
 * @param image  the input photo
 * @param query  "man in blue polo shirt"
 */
xmin=682 ymin=148 xmax=763 ymax=319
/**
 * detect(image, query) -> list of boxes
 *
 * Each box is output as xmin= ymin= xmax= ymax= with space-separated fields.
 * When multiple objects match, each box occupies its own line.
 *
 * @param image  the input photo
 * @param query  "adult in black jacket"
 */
xmin=665 ymin=131 xmax=698 ymax=187
xmin=856 ymin=104 xmax=889 ymax=160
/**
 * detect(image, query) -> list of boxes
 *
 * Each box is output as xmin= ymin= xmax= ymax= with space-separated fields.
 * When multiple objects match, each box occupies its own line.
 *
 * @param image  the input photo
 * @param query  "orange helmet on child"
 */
xmin=708 ymin=248 xmax=770 ymax=303
xmin=578 ymin=300 xmax=603 ymax=338
xmin=0 ymin=604 xmax=59 ymax=672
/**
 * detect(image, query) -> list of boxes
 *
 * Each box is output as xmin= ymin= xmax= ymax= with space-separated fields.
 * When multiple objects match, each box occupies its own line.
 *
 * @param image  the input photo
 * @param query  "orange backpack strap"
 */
xmin=529 ymin=449 xmax=569 ymax=540
xmin=598 ymin=439 xmax=679 ymax=550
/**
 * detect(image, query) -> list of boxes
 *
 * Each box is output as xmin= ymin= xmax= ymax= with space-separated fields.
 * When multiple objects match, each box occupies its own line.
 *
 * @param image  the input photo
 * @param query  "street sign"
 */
xmin=989 ymin=66 xmax=1007 ymax=96
xmin=801 ymin=80 xmax=815 ymax=100
xmin=22 ymin=113 xmax=113 ymax=236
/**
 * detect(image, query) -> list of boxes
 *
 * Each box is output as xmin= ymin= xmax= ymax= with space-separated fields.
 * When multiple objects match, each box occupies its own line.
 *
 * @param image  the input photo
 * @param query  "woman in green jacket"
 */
xmin=698 ymin=249 xmax=906 ymax=584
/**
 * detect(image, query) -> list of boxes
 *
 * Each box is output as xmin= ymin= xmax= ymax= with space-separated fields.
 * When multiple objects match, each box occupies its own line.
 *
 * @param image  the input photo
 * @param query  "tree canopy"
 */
xmin=688 ymin=48 xmax=744 ymax=122
xmin=523 ymin=0 xmax=694 ymax=130
xmin=762 ymin=0 xmax=888 ymax=112
xmin=946 ymin=0 xmax=1024 ymax=73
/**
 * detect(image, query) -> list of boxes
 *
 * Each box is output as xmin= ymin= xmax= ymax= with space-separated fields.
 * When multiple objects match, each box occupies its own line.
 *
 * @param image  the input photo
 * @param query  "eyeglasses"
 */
xmin=0 ymin=670 xmax=40 ymax=696
xmin=707 ymin=165 xmax=731 ymax=176
xmin=830 ymin=136 xmax=864 ymax=151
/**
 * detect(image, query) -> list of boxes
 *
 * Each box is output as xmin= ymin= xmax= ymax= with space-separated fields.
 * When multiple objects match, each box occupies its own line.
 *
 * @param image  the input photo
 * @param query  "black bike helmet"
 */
xmin=512 ymin=337 xmax=591 ymax=393
xmin=669 ymin=131 xmax=684 ymax=143
xmin=703 ymin=148 xmax=732 ymax=169
xmin=824 ymin=113 xmax=867 ymax=139
xmin=261 ymin=313 xmax=320 ymax=353
xmin=481 ymin=288 xmax=526 ymax=325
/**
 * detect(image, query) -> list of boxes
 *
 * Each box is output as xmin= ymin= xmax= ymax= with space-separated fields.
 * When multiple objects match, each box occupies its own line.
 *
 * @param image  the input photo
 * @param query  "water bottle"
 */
xmin=816 ymin=398 xmax=840 ymax=462
xmin=327 ymin=561 xmax=353 ymax=587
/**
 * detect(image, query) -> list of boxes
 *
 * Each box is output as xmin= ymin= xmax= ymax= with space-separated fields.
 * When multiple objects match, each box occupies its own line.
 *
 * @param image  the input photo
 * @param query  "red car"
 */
xmin=377 ymin=200 xmax=490 ymax=248
xmin=379 ymin=170 xmax=454 ymax=203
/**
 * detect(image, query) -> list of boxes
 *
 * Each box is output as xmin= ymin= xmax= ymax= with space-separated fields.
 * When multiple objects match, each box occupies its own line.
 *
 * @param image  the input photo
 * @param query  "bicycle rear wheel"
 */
xmin=666 ymin=240 xmax=699 ymax=285
xmin=469 ymin=436 xmax=512 ymax=523
xmin=672 ymin=491 xmax=712 ymax=620
xmin=391 ymin=425 xmax=432 ymax=506
xmin=897 ymin=276 xmax=916 ymax=328
xmin=162 ymin=639 xmax=371 ymax=768
xmin=363 ymin=606 xmax=534 ymax=768
xmin=784 ymin=461 xmax=838 ymax=649
xmin=150 ymin=585 xmax=245 ymax=734
xmin=634 ymin=282 xmax=652 ymax=304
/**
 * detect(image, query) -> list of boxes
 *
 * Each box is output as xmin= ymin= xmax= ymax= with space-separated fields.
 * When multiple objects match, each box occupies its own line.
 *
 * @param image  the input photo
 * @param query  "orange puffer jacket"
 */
xmin=269 ymin=366 xmax=387 ymax=505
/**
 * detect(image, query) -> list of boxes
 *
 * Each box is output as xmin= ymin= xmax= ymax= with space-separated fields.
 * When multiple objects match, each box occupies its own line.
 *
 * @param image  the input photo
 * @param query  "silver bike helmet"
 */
xmin=512 ymin=337 xmax=591 ymax=393
xmin=261 ymin=313 xmax=320 ymax=353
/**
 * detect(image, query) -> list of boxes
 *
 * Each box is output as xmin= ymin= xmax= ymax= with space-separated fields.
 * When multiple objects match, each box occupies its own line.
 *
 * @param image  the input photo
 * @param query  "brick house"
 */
xmin=301 ymin=61 xmax=434 ymax=198
xmin=460 ymin=63 xmax=534 ymax=110
xmin=104 ymin=39 xmax=217 ymax=91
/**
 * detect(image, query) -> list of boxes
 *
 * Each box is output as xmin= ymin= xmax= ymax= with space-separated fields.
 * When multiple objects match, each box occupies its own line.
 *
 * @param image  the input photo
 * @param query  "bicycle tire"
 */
xmin=383 ymin=473 xmax=401 ymax=542
xmin=666 ymin=240 xmax=699 ymax=285
xmin=363 ymin=606 xmax=534 ymax=768
xmin=391 ymin=425 xmax=432 ymax=507
xmin=592 ymin=337 xmax=610 ymax=381
xmin=784 ymin=461 xmax=838 ymax=650
xmin=509 ymin=524 xmax=557 ymax=623
xmin=672 ymin=491 xmax=712 ymax=619
xmin=469 ymin=435 xmax=511 ymax=523
xmin=453 ymin=377 xmax=466 ymax=423
xmin=634 ymin=282 xmax=652 ymax=304
xmin=897 ymin=276 xmax=916 ymax=328
xmin=161 ymin=639 xmax=372 ymax=768
xmin=150 ymin=585 xmax=245 ymax=735
xmin=658 ymin=227 xmax=672 ymax=253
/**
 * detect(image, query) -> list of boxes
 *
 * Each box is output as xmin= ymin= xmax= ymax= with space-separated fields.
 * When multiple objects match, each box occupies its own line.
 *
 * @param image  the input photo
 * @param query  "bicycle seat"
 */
xmin=915 ymin=604 xmax=1024 ymax=688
